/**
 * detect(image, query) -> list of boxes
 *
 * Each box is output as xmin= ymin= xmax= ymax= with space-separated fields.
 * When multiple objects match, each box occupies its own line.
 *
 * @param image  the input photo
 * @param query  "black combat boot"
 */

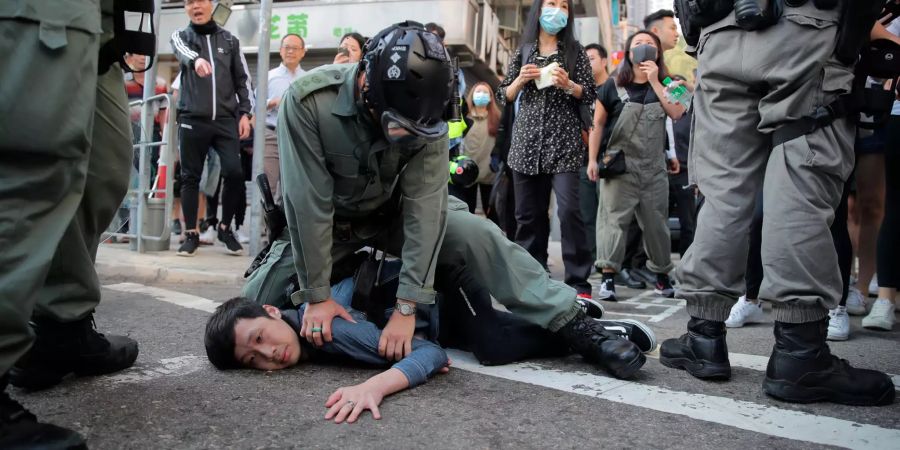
xmin=763 ymin=319 xmax=895 ymax=406
xmin=660 ymin=317 xmax=731 ymax=380
xmin=557 ymin=311 xmax=646 ymax=379
xmin=9 ymin=314 xmax=139 ymax=390
xmin=0 ymin=375 xmax=86 ymax=449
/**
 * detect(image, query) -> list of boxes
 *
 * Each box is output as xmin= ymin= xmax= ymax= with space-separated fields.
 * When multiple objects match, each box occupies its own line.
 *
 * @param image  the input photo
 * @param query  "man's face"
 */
xmin=586 ymin=48 xmax=607 ymax=77
xmin=279 ymin=35 xmax=306 ymax=68
xmin=651 ymin=17 xmax=679 ymax=51
xmin=125 ymin=54 xmax=147 ymax=72
xmin=185 ymin=0 xmax=213 ymax=26
xmin=233 ymin=306 xmax=302 ymax=371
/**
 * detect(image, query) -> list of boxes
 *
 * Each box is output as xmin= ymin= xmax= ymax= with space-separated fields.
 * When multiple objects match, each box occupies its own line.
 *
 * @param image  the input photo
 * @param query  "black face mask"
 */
xmin=631 ymin=44 xmax=658 ymax=64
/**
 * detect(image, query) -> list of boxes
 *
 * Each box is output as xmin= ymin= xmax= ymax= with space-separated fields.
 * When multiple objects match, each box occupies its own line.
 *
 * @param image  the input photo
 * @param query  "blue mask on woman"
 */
xmin=472 ymin=92 xmax=491 ymax=107
xmin=539 ymin=7 xmax=568 ymax=35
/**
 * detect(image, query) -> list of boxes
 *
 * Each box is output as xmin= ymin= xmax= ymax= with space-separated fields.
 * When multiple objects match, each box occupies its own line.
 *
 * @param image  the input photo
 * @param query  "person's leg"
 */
xmin=478 ymin=183 xmax=494 ymax=219
xmin=595 ymin=174 xmax=640 ymax=274
xmin=578 ymin=168 xmax=599 ymax=261
xmin=670 ymin=169 xmax=697 ymax=256
xmin=634 ymin=170 xmax=674 ymax=276
xmin=212 ymin=118 xmax=245 ymax=249
xmin=512 ymin=171 xmax=552 ymax=268
xmin=662 ymin=24 xmax=771 ymax=381
xmin=827 ymin=182 xmax=853 ymax=340
xmin=178 ymin=120 xmax=211 ymax=232
xmin=263 ymin=127 xmax=282 ymax=204
xmin=865 ymin=116 xmax=900 ymax=330
xmin=726 ymin=188 xmax=766 ymax=328
xmin=552 ymin=172 xmax=593 ymax=295
xmin=853 ymin=149 xmax=885 ymax=296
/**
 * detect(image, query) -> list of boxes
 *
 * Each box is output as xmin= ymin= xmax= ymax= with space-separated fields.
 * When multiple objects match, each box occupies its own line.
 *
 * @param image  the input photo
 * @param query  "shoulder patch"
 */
xmin=290 ymin=65 xmax=348 ymax=101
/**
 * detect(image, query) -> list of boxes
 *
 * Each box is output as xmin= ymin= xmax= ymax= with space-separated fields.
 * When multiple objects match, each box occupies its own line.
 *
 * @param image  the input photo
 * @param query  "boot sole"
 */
xmin=763 ymin=378 xmax=896 ymax=406
xmin=660 ymin=355 xmax=732 ymax=380
xmin=606 ymin=352 xmax=647 ymax=379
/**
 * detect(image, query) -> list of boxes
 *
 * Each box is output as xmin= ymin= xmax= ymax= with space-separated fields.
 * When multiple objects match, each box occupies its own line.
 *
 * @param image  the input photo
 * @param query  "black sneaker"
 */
xmin=615 ymin=269 xmax=647 ymax=289
xmin=659 ymin=317 xmax=732 ymax=380
xmin=598 ymin=277 xmax=617 ymax=302
xmin=9 ymin=315 xmax=139 ymax=391
xmin=172 ymin=219 xmax=182 ymax=236
xmin=596 ymin=319 xmax=657 ymax=353
xmin=557 ymin=311 xmax=645 ymax=379
xmin=575 ymin=293 xmax=605 ymax=319
xmin=654 ymin=273 xmax=675 ymax=298
xmin=763 ymin=320 xmax=895 ymax=406
xmin=1 ymin=377 xmax=86 ymax=449
xmin=177 ymin=232 xmax=200 ymax=256
xmin=218 ymin=226 xmax=244 ymax=255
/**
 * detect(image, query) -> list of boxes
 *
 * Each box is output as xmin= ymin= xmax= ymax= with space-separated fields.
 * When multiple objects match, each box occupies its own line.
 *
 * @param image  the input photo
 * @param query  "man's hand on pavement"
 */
xmin=301 ymin=298 xmax=356 ymax=347
xmin=378 ymin=301 xmax=416 ymax=362
xmin=194 ymin=58 xmax=212 ymax=77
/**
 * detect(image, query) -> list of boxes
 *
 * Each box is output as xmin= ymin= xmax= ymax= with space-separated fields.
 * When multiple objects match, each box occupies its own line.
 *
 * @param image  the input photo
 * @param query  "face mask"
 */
xmin=472 ymin=92 xmax=491 ymax=107
xmin=630 ymin=44 xmax=657 ymax=64
xmin=539 ymin=7 xmax=568 ymax=35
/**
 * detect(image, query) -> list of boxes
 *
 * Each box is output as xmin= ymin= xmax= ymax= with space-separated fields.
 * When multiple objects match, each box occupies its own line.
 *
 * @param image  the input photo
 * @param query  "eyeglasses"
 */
xmin=281 ymin=46 xmax=304 ymax=53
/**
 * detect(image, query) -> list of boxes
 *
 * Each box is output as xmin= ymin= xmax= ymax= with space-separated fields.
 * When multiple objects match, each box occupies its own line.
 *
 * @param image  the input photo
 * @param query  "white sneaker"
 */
xmin=236 ymin=228 xmax=250 ymax=244
xmin=725 ymin=296 xmax=766 ymax=328
xmin=597 ymin=278 xmax=617 ymax=302
xmin=845 ymin=286 xmax=867 ymax=316
xmin=862 ymin=298 xmax=896 ymax=331
xmin=199 ymin=227 xmax=216 ymax=245
xmin=869 ymin=275 xmax=879 ymax=297
xmin=827 ymin=306 xmax=850 ymax=341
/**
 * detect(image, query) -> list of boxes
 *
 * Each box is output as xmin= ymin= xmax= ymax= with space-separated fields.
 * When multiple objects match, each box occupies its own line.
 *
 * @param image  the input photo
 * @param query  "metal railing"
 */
xmin=106 ymin=93 xmax=177 ymax=253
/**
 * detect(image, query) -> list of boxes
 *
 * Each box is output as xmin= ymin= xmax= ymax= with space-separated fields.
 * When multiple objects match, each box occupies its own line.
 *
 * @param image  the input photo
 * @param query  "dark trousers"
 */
xmin=623 ymin=220 xmax=647 ymax=271
xmin=746 ymin=185 xmax=851 ymax=305
xmin=578 ymin=169 xmax=598 ymax=262
xmin=436 ymin=264 xmax=567 ymax=365
xmin=178 ymin=116 xmax=243 ymax=230
xmin=450 ymin=182 xmax=492 ymax=215
xmin=877 ymin=116 xmax=900 ymax=288
xmin=512 ymin=171 xmax=592 ymax=294
xmin=669 ymin=169 xmax=697 ymax=256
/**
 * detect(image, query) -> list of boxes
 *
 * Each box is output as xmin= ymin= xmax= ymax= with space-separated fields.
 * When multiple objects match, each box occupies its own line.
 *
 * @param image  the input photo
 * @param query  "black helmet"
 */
xmin=449 ymin=155 xmax=479 ymax=188
xmin=362 ymin=21 xmax=456 ymax=144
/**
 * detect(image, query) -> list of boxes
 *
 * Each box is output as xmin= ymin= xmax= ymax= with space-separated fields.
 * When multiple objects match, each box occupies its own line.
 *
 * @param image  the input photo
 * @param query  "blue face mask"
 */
xmin=539 ymin=7 xmax=568 ymax=35
xmin=472 ymin=92 xmax=491 ymax=107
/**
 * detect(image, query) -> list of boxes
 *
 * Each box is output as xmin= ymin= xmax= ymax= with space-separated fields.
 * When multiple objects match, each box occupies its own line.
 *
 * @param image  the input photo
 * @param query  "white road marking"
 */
xmin=102 ymin=355 xmax=204 ymax=385
xmin=447 ymin=350 xmax=900 ymax=450
xmin=105 ymin=282 xmax=219 ymax=313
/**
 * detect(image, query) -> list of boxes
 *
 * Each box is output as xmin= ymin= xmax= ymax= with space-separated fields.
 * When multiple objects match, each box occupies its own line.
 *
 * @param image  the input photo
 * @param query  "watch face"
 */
xmin=397 ymin=303 xmax=415 ymax=315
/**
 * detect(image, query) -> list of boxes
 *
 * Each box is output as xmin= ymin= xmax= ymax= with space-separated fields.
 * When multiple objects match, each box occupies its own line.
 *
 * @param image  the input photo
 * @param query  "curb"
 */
xmin=96 ymin=261 xmax=245 ymax=285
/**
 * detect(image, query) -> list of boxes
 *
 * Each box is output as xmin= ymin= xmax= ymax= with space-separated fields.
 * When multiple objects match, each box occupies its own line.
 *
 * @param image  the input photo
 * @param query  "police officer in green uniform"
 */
xmin=660 ymin=0 xmax=895 ymax=405
xmin=0 ymin=0 xmax=139 ymax=446
xmin=253 ymin=21 xmax=645 ymax=380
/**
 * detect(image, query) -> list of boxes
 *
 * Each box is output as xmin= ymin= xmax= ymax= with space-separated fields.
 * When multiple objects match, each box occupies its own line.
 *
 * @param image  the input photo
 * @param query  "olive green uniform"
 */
xmin=676 ymin=4 xmax=855 ymax=323
xmin=247 ymin=64 xmax=580 ymax=331
xmin=0 ymin=0 xmax=132 ymax=374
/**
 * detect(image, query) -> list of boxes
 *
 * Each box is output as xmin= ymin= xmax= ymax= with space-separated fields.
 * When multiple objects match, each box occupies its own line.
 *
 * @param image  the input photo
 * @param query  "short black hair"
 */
xmin=281 ymin=33 xmax=305 ymax=48
xmin=643 ymin=9 xmax=675 ymax=29
xmin=424 ymin=22 xmax=446 ymax=41
xmin=584 ymin=43 xmax=608 ymax=59
xmin=205 ymin=297 xmax=270 ymax=370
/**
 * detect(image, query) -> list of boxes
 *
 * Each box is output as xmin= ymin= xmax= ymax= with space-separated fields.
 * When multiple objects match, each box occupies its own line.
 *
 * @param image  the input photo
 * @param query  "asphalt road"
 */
xmin=10 ymin=274 xmax=900 ymax=450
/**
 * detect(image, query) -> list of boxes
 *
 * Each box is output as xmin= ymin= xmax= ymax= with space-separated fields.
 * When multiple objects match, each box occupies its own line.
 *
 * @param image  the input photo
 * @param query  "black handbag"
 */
xmin=596 ymin=150 xmax=626 ymax=179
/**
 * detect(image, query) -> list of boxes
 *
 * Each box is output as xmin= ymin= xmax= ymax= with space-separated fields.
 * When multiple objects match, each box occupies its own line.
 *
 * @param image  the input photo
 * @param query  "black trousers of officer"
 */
xmin=669 ymin=169 xmax=696 ymax=256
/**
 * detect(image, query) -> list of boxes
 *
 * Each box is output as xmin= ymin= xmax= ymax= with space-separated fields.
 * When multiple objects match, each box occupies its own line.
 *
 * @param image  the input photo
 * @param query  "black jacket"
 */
xmin=170 ymin=21 xmax=252 ymax=120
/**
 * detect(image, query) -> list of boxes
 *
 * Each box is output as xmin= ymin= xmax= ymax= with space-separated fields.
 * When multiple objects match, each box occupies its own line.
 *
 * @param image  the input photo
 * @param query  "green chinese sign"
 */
xmin=270 ymin=13 xmax=354 ymax=43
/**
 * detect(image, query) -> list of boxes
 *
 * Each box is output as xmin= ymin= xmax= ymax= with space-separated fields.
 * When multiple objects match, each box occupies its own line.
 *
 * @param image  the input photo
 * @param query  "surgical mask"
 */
xmin=472 ymin=92 xmax=491 ymax=107
xmin=539 ymin=7 xmax=568 ymax=35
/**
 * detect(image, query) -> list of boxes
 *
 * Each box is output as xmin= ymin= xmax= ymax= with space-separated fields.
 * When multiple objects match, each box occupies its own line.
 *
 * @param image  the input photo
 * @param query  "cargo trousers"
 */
xmin=676 ymin=5 xmax=856 ymax=323
xmin=0 ymin=0 xmax=132 ymax=374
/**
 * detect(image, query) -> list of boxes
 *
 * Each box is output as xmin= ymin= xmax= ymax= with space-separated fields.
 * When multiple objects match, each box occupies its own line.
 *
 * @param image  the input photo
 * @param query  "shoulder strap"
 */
xmin=520 ymin=42 xmax=535 ymax=67
xmin=291 ymin=66 xmax=348 ymax=102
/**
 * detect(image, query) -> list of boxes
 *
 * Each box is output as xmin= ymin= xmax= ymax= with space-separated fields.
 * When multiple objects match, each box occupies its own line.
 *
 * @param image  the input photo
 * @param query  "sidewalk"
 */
xmin=97 ymin=238 xmax=252 ymax=285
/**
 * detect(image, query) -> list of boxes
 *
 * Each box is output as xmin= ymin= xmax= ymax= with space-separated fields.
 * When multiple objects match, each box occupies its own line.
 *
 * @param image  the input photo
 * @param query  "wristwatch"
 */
xmin=564 ymin=80 xmax=576 ymax=96
xmin=395 ymin=302 xmax=417 ymax=316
